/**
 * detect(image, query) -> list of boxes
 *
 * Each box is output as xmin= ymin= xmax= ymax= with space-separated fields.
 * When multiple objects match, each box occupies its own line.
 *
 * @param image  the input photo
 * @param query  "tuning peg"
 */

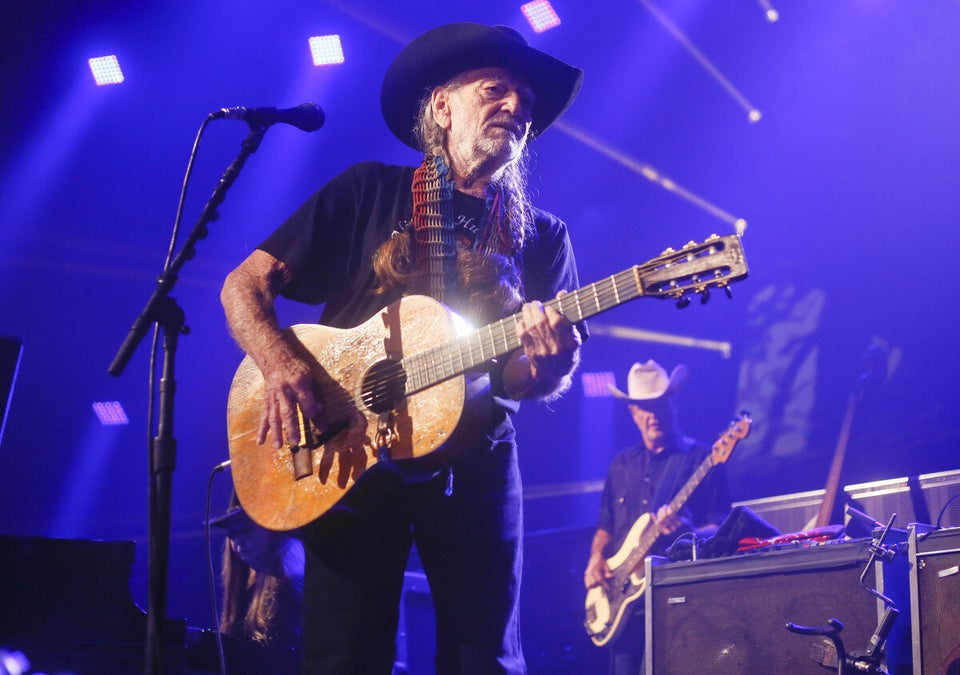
xmin=700 ymin=289 xmax=711 ymax=305
xmin=676 ymin=296 xmax=691 ymax=309
xmin=723 ymin=286 xmax=733 ymax=299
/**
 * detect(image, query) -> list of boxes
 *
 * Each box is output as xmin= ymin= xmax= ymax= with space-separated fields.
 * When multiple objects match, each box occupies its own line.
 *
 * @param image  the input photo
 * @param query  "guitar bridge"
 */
xmin=289 ymin=404 xmax=316 ymax=480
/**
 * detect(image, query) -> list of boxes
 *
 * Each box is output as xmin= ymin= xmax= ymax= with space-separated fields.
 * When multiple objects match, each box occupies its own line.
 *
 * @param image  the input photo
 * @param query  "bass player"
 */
xmin=583 ymin=360 xmax=731 ymax=674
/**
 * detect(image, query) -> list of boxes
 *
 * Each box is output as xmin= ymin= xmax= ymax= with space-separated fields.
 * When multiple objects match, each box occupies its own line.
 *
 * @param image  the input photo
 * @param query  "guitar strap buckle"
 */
xmin=375 ymin=411 xmax=395 ymax=459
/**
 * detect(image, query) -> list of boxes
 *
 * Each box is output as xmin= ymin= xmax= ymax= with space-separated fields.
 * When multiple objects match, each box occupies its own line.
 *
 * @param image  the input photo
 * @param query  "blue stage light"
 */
xmin=308 ymin=35 xmax=345 ymax=66
xmin=88 ymin=55 xmax=124 ymax=86
xmin=92 ymin=401 xmax=129 ymax=426
xmin=521 ymin=0 xmax=562 ymax=33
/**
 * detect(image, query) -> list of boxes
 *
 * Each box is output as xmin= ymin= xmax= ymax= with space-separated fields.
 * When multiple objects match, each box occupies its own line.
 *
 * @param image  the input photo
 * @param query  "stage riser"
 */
xmin=733 ymin=470 xmax=960 ymax=534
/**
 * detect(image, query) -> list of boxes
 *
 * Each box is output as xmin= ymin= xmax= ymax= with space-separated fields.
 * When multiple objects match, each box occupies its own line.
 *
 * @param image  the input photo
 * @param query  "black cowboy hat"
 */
xmin=381 ymin=22 xmax=583 ymax=151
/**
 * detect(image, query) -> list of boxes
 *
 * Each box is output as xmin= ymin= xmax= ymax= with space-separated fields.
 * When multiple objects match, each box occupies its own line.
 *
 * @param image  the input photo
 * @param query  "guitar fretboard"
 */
xmin=402 ymin=267 xmax=643 ymax=396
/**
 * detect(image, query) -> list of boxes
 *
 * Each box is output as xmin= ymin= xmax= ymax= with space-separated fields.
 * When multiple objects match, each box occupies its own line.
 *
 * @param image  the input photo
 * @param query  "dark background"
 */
xmin=1 ymin=0 xmax=958 ymax=663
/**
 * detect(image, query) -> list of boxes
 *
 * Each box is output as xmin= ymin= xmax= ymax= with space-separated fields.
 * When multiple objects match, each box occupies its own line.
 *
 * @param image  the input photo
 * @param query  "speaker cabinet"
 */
xmin=644 ymin=539 xmax=912 ymax=674
xmin=909 ymin=525 xmax=960 ymax=675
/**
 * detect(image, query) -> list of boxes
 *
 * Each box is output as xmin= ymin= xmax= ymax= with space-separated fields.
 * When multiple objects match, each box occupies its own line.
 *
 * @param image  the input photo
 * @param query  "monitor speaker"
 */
xmin=909 ymin=525 xmax=960 ymax=675
xmin=645 ymin=539 xmax=911 ymax=674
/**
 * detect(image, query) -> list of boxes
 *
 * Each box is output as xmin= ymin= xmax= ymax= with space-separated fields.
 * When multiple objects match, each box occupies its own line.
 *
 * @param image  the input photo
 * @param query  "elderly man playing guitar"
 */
xmin=221 ymin=23 xmax=585 ymax=673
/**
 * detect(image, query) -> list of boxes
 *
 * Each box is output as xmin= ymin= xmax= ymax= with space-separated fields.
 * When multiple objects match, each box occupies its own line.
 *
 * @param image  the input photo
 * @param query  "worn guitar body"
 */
xmin=227 ymin=296 xmax=469 ymax=532
xmin=583 ymin=512 xmax=653 ymax=647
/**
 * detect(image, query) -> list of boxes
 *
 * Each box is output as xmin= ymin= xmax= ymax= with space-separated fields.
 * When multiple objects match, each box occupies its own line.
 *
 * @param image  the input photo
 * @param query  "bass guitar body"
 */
xmin=583 ymin=512 xmax=653 ymax=647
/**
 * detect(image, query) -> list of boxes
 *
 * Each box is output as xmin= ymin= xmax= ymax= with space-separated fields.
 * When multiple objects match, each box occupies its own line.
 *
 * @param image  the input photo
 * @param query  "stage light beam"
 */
xmin=555 ymin=120 xmax=749 ymax=233
xmin=755 ymin=0 xmax=780 ymax=23
xmin=636 ymin=0 xmax=761 ymax=123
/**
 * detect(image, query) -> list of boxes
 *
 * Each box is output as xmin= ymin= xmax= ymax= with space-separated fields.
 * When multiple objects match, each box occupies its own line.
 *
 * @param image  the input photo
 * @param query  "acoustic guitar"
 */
xmin=227 ymin=234 xmax=749 ymax=532
xmin=583 ymin=414 xmax=751 ymax=647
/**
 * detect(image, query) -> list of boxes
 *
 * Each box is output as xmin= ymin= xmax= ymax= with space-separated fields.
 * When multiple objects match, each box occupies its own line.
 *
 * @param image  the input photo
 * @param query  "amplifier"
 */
xmin=909 ymin=524 xmax=960 ymax=675
xmin=644 ymin=539 xmax=912 ymax=674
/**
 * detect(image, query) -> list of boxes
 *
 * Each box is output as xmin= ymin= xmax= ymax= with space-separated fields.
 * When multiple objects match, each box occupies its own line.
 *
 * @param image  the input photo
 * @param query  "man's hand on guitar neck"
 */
xmin=507 ymin=292 xmax=582 ymax=401
xmin=653 ymin=505 xmax=688 ymax=537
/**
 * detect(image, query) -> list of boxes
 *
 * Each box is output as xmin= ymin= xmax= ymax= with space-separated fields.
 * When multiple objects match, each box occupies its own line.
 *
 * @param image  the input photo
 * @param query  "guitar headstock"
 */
xmin=711 ymin=412 xmax=752 ymax=464
xmin=639 ymin=234 xmax=748 ymax=306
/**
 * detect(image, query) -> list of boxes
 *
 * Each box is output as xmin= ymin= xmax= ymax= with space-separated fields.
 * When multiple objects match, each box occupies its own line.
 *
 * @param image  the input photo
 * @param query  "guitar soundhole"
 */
xmin=360 ymin=359 xmax=407 ymax=414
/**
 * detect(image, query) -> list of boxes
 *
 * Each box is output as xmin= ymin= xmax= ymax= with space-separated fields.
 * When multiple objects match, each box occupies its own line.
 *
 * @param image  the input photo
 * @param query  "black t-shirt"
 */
xmin=259 ymin=161 xmax=582 ymax=331
xmin=257 ymin=160 xmax=584 ymax=442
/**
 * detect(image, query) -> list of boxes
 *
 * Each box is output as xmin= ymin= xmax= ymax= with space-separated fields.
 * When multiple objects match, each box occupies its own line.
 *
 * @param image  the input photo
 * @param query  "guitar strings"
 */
xmin=319 ymin=271 xmax=653 ymax=418
xmin=359 ymin=239 xmax=734 ymax=398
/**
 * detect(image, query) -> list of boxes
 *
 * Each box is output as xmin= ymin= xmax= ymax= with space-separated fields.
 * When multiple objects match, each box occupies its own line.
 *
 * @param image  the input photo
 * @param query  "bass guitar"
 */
xmin=583 ymin=414 xmax=751 ymax=647
xmin=227 ymin=234 xmax=748 ymax=532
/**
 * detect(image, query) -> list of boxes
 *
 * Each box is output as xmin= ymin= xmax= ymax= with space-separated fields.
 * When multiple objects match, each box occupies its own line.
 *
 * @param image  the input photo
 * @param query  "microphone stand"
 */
xmin=109 ymin=121 xmax=268 ymax=675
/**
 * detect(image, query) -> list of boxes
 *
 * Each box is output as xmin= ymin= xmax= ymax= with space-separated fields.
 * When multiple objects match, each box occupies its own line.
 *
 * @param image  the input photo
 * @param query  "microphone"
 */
xmin=213 ymin=102 xmax=325 ymax=132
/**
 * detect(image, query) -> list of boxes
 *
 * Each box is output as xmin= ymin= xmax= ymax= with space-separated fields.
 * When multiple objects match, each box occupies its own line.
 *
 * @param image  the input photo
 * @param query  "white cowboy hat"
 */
xmin=607 ymin=360 xmax=689 ymax=402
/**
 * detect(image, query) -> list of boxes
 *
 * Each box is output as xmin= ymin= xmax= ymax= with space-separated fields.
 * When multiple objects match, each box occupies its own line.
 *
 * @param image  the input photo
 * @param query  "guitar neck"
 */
xmin=630 ymin=452 xmax=716 ymax=563
xmin=815 ymin=392 xmax=859 ymax=528
xmin=403 ymin=267 xmax=643 ymax=395
xmin=402 ymin=233 xmax=748 ymax=397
